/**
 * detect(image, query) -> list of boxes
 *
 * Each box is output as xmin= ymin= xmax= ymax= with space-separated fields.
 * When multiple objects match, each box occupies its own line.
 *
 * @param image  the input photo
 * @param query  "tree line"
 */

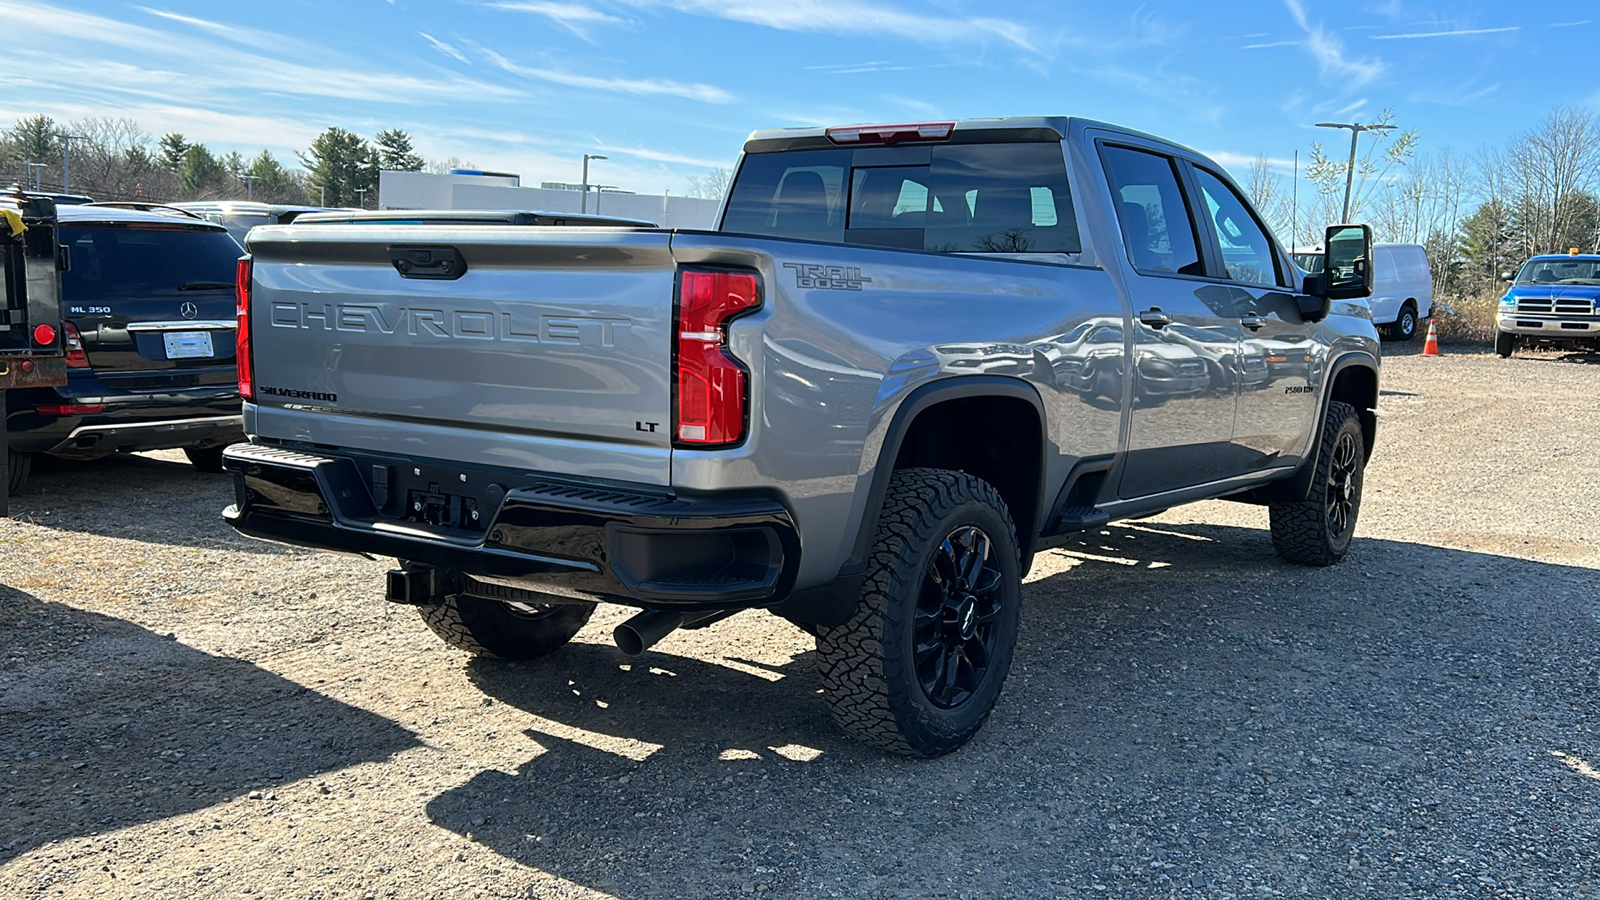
xmin=1 ymin=115 xmax=430 ymax=207
xmin=1246 ymin=105 xmax=1600 ymax=323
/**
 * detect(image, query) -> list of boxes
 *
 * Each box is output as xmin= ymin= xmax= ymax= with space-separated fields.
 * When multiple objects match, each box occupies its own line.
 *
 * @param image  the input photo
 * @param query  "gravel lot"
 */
xmin=3 ymin=347 xmax=1598 ymax=899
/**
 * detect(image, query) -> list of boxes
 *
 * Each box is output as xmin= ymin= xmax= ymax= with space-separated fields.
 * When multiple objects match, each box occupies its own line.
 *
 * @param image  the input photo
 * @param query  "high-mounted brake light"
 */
xmin=235 ymin=255 xmax=254 ymax=400
xmin=825 ymin=122 xmax=955 ymax=145
xmin=61 ymin=321 xmax=88 ymax=368
xmin=675 ymin=269 xmax=760 ymax=446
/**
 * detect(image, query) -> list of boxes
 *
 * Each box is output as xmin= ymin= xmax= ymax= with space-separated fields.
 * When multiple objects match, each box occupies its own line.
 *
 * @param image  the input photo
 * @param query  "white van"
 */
xmin=1292 ymin=243 xmax=1433 ymax=341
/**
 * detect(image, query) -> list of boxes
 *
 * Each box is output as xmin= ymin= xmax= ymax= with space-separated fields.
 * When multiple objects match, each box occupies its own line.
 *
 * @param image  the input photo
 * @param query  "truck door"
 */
xmin=1184 ymin=164 xmax=1319 ymax=473
xmin=1098 ymin=143 xmax=1242 ymax=499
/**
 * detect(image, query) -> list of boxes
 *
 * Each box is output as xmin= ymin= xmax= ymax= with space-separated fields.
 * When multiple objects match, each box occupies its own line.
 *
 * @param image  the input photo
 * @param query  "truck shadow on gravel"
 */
xmin=7 ymin=452 xmax=271 ymax=554
xmin=428 ymin=523 xmax=1600 ymax=899
xmin=0 ymin=585 xmax=419 ymax=863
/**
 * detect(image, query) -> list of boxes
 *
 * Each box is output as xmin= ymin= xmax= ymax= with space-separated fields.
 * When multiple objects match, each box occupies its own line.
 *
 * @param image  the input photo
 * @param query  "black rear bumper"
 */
xmin=220 ymin=442 xmax=800 ymax=610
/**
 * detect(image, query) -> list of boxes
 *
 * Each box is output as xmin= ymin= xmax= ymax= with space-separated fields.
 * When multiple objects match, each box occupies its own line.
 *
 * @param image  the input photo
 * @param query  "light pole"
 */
xmin=25 ymin=161 xmax=47 ymax=190
xmin=591 ymin=185 xmax=617 ymax=214
xmin=55 ymin=133 xmax=89 ymax=194
xmin=307 ymin=181 xmax=325 ymax=206
xmin=1315 ymin=121 xmax=1395 ymax=222
xmin=241 ymin=174 xmax=260 ymax=201
xmin=355 ymin=187 xmax=368 ymax=209
xmin=580 ymin=154 xmax=607 ymax=213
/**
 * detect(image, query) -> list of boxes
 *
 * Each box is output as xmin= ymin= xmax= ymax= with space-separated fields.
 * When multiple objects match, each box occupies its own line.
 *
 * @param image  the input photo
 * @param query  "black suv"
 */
xmin=4 ymin=204 xmax=244 ymax=493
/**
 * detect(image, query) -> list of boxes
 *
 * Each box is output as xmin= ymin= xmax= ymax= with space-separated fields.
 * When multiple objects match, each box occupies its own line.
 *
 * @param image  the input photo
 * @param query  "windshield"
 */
xmin=1515 ymin=259 xmax=1600 ymax=285
xmin=1291 ymin=252 xmax=1324 ymax=273
xmin=61 ymin=225 xmax=243 ymax=303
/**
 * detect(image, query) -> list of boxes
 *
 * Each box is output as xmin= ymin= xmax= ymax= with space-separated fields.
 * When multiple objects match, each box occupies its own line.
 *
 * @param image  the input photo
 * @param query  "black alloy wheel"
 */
xmin=1324 ymin=428 xmax=1361 ymax=544
xmin=915 ymin=525 xmax=1004 ymax=709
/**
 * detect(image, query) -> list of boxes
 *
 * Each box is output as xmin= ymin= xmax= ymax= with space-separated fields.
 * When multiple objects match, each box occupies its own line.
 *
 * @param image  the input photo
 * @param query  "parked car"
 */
xmin=1294 ymin=242 xmax=1431 ymax=341
xmin=221 ymin=116 xmax=1378 ymax=757
xmin=2 ymin=204 xmax=245 ymax=493
xmin=1494 ymin=252 xmax=1600 ymax=357
xmin=170 ymin=201 xmax=329 ymax=245
xmin=2 ymin=190 xmax=69 ymax=503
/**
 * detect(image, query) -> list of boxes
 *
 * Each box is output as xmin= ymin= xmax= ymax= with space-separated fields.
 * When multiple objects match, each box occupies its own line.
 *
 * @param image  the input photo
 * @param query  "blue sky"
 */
xmin=1 ymin=0 xmax=1596 ymax=195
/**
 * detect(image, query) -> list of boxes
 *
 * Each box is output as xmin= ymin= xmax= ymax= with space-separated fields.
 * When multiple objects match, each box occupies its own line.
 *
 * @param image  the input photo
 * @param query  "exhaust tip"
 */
xmin=613 ymin=609 xmax=689 ymax=657
xmin=613 ymin=623 xmax=648 ymax=657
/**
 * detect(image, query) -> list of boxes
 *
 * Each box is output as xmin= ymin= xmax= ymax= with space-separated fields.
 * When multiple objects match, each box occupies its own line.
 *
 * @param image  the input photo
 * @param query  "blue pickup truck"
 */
xmin=1496 ymin=253 xmax=1600 ymax=357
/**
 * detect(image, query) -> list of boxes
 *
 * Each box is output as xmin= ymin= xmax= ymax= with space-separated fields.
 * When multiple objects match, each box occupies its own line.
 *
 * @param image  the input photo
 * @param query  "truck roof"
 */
xmin=741 ymin=116 xmax=1198 ymax=157
xmin=1525 ymin=253 xmax=1600 ymax=262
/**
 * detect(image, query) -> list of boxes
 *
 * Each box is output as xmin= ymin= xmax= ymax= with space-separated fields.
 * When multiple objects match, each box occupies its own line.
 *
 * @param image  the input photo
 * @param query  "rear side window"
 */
xmin=1100 ymin=145 xmax=1203 ymax=277
xmin=61 ymin=226 xmax=244 ymax=304
xmin=720 ymin=143 xmax=1080 ymax=253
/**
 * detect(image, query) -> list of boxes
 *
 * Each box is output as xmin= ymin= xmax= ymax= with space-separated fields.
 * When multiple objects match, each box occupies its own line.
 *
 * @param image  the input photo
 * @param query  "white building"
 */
xmin=378 ymin=170 xmax=721 ymax=230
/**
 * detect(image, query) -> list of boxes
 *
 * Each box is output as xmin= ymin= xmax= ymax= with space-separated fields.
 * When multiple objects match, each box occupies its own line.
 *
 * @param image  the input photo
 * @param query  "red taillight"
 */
xmin=61 ymin=321 xmax=89 ymax=368
xmin=236 ymin=255 xmax=253 ymax=400
xmin=33 ymin=323 xmax=56 ymax=346
xmin=35 ymin=403 xmax=106 ymax=416
xmin=675 ymin=269 xmax=760 ymax=446
xmin=825 ymin=122 xmax=955 ymax=145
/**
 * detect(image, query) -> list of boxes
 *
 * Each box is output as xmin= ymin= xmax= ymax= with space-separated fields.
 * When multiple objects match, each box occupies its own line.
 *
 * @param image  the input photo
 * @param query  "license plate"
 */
xmin=163 ymin=331 xmax=214 ymax=359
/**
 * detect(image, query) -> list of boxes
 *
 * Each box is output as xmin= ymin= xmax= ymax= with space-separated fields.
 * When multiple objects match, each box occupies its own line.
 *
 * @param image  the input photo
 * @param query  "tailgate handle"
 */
xmin=388 ymin=245 xmax=466 ymax=280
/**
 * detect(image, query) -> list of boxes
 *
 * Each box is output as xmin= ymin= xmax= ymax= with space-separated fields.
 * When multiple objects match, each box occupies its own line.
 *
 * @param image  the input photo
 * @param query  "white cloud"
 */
xmin=617 ymin=0 xmax=1038 ymax=54
xmin=0 ymin=1 xmax=519 ymax=106
xmin=1371 ymin=26 xmax=1519 ymax=40
xmin=480 ymin=48 xmax=733 ymax=103
xmin=419 ymin=32 xmax=470 ymax=63
xmin=1283 ymin=0 xmax=1384 ymax=86
xmin=593 ymin=143 xmax=734 ymax=168
xmin=487 ymin=1 xmax=624 ymax=39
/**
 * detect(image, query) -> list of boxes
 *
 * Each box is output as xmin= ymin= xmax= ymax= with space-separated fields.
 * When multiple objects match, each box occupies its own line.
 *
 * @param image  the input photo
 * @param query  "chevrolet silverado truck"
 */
xmin=221 ymin=118 xmax=1380 ymax=757
xmin=1495 ymin=252 xmax=1600 ymax=357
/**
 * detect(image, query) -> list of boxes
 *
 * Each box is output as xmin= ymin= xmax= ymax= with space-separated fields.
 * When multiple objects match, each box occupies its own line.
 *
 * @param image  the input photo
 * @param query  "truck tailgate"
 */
xmin=245 ymin=226 xmax=675 ymax=485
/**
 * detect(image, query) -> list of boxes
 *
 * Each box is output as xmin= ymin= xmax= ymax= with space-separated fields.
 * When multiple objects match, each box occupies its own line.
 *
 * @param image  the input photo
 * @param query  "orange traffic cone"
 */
xmin=1421 ymin=320 xmax=1440 ymax=357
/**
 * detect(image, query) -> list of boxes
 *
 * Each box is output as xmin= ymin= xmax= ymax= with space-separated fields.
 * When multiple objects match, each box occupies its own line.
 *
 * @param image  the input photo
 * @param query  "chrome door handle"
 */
xmin=1240 ymin=314 xmax=1267 ymax=330
xmin=1137 ymin=308 xmax=1172 ymax=329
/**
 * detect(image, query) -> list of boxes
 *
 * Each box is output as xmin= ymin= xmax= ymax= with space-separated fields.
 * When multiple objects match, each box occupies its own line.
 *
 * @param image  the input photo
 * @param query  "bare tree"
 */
xmin=685 ymin=167 xmax=733 ymax=202
xmin=1245 ymin=154 xmax=1295 ymax=245
xmin=1507 ymin=107 xmax=1600 ymax=254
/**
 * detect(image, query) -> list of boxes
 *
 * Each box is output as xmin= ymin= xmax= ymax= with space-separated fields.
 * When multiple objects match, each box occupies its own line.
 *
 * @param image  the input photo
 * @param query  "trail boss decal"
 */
xmin=783 ymin=263 xmax=872 ymax=291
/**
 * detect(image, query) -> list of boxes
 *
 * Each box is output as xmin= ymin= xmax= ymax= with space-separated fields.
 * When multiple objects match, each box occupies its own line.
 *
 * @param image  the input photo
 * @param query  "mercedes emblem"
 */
xmin=180 ymin=301 xmax=198 ymax=319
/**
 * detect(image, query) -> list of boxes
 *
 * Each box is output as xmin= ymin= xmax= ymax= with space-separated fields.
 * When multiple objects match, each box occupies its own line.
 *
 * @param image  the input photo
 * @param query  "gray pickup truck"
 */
xmin=221 ymin=117 xmax=1380 ymax=756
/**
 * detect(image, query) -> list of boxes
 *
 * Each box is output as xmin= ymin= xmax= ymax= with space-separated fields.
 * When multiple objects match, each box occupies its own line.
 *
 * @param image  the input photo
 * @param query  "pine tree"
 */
xmin=373 ymin=129 xmax=423 ymax=172
xmin=299 ymin=128 xmax=377 ymax=207
xmin=159 ymin=133 xmax=191 ymax=172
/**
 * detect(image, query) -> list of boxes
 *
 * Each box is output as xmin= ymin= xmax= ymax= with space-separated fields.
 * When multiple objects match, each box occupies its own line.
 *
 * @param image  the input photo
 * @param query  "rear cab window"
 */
xmin=720 ymin=140 xmax=1080 ymax=254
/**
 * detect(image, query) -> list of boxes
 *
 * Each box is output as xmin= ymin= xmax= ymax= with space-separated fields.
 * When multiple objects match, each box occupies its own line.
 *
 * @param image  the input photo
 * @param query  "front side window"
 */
xmin=1193 ymin=168 xmax=1283 ymax=287
xmin=1100 ymin=146 xmax=1203 ymax=277
xmin=721 ymin=142 xmax=1079 ymax=253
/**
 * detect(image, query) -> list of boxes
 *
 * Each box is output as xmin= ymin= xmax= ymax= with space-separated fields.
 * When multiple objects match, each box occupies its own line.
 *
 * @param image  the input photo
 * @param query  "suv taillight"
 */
xmin=236 ymin=255 xmax=253 ymax=399
xmin=674 ymin=269 xmax=760 ymax=446
xmin=61 ymin=321 xmax=89 ymax=368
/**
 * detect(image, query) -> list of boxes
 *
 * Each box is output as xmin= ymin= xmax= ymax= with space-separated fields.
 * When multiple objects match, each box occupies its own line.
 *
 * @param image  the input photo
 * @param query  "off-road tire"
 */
xmin=184 ymin=446 xmax=227 ymax=473
xmin=419 ymin=593 xmax=596 ymax=660
xmin=816 ymin=468 xmax=1022 ymax=757
xmin=1494 ymin=329 xmax=1516 ymax=359
xmin=6 ymin=448 xmax=31 ymax=497
xmin=1269 ymin=401 xmax=1365 ymax=566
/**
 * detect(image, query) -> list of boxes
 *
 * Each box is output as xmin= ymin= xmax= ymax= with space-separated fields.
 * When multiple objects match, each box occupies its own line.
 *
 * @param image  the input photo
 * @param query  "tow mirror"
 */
xmin=1323 ymin=224 xmax=1373 ymax=300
